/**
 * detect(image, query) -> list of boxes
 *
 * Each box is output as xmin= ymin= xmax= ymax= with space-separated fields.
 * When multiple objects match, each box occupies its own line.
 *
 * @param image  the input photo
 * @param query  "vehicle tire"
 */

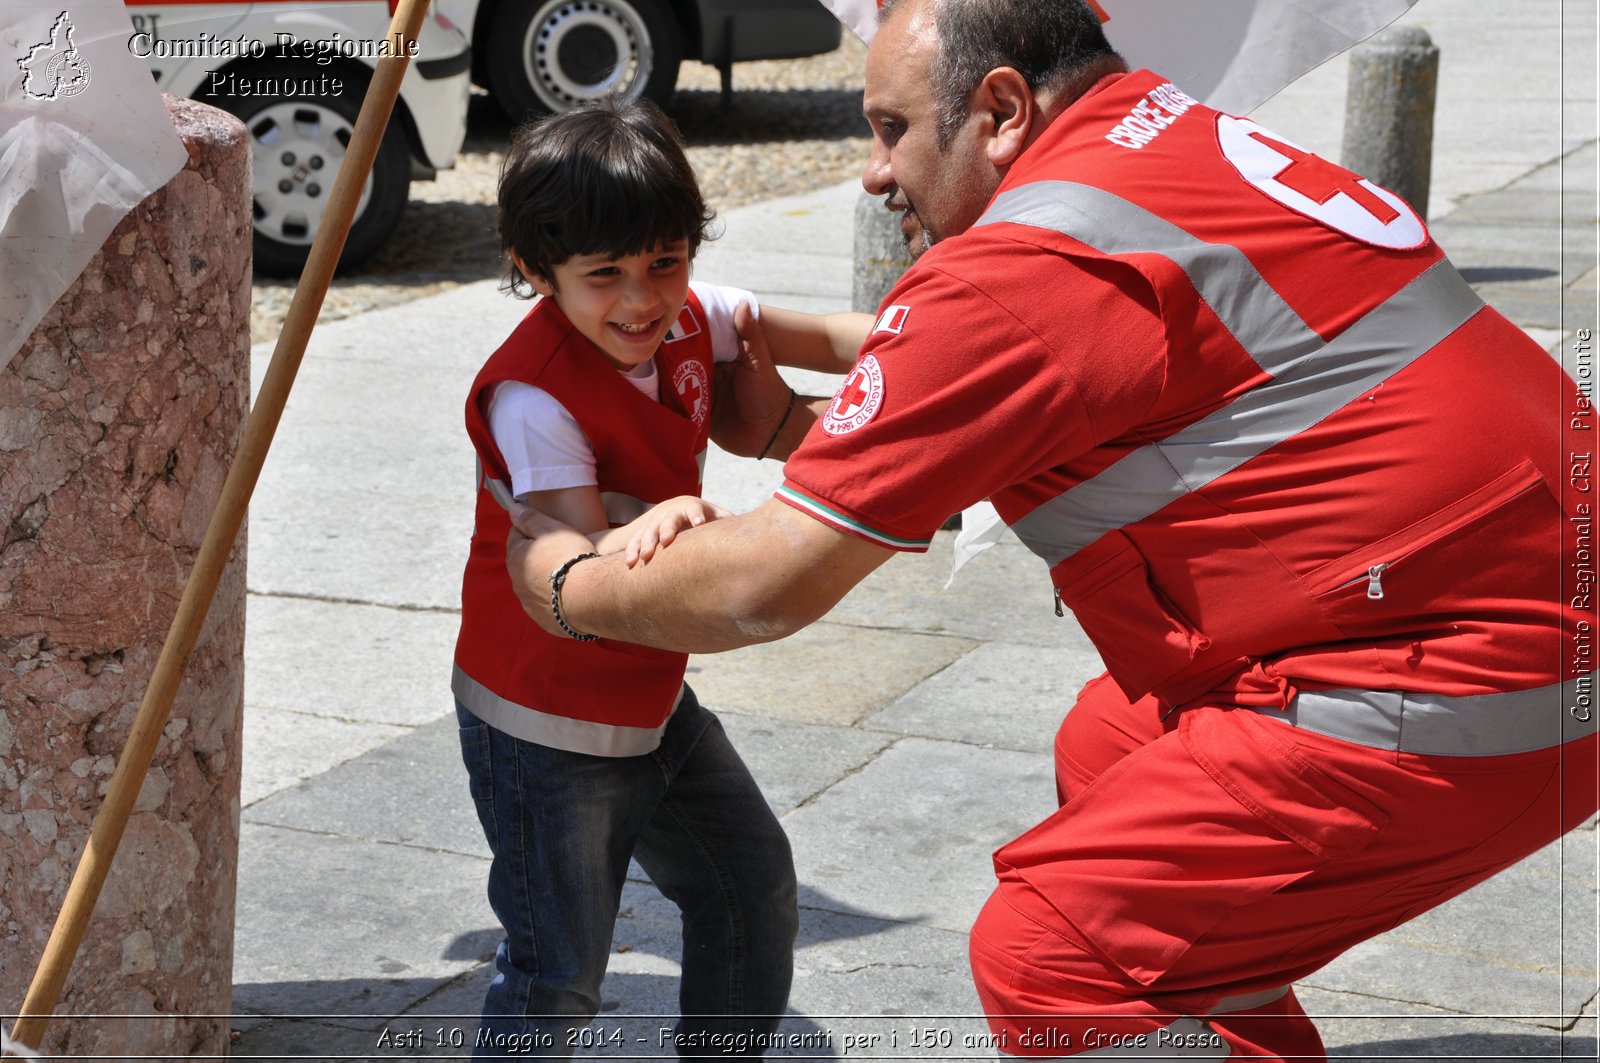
xmin=487 ymin=0 xmax=682 ymax=122
xmin=205 ymin=61 xmax=411 ymax=277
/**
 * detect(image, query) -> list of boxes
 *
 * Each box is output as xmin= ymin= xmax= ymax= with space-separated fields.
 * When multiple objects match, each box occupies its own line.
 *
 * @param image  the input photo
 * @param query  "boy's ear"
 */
xmin=510 ymin=251 xmax=555 ymax=297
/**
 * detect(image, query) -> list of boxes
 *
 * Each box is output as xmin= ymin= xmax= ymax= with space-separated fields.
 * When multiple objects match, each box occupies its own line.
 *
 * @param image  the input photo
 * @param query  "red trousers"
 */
xmin=969 ymin=674 xmax=1599 ymax=1060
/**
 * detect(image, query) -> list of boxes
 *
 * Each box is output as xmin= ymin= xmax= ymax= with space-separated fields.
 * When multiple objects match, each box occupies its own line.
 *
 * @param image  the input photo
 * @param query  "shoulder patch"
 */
xmin=822 ymin=354 xmax=886 ymax=436
xmin=874 ymin=304 xmax=910 ymax=334
xmin=1216 ymin=115 xmax=1427 ymax=250
xmin=662 ymin=305 xmax=703 ymax=343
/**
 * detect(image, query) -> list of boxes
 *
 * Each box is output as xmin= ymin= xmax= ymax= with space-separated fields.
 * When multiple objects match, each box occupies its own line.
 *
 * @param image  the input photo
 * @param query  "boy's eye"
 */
xmin=651 ymin=256 xmax=683 ymax=271
xmin=586 ymin=266 xmax=619 ymax=278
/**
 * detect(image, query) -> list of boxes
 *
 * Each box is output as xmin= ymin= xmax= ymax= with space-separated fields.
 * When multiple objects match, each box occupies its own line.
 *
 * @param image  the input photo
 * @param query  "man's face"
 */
xmin=861 ymin=0 xmax=999 ymax=259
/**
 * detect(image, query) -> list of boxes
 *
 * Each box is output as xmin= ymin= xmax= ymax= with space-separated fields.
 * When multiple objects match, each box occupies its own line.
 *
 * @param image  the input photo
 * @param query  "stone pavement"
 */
xmin=228 ymin=2 xmax=1597 ymax=1058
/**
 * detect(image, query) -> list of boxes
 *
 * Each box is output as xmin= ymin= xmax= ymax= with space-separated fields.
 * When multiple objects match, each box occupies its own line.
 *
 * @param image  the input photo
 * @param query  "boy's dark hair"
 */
xmin=498 ymin=98 xmax=716 ymax=297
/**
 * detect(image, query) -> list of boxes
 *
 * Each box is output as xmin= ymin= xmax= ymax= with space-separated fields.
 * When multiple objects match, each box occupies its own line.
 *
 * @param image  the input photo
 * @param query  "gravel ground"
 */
xmin=249 ymin=35 xmax=870 ymax=345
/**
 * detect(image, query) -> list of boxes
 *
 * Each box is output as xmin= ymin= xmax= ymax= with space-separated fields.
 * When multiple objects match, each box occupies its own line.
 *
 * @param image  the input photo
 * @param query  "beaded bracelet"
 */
xmin=548 ymin=552 xmax=600 ymax=642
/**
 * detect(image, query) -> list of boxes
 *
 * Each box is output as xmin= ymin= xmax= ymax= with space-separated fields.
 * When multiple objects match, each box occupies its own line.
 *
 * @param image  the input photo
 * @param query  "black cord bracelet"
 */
xmin=758 ymin=388 xmax=799 ymax=460
xmin=548 ymin=552 xmax=600 ymax=642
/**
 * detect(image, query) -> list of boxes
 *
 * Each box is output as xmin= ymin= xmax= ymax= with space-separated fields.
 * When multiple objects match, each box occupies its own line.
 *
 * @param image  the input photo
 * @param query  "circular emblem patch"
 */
xmin=822 ymin=355 xmax=885 ymax=436
xmin=1216 ymin=115 xmax=1426 ymax=250
xmin=672 ymin=360 xmax=710 ymax=427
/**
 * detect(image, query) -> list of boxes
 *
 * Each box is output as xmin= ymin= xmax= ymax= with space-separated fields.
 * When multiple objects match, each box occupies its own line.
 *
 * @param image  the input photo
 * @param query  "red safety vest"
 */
xmin=453 ymin=293 xmax=715 ymax=755
xmin=976 ymin=71 xmax=1578 ymax=712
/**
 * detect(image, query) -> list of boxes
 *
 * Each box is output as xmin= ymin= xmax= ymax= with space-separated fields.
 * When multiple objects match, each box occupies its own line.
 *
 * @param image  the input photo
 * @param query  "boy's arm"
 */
xmin=522 ymin=486 xmax=613 ymax=547
xmin=521 ymin=488 xmax=725 ymax=563
xmin=759 ymin=305 xmax=871 ymax=375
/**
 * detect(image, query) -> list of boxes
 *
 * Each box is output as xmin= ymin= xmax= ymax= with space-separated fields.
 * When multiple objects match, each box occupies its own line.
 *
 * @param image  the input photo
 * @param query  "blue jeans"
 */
xmin=456 ymin=687 xmax=798 ymax=1058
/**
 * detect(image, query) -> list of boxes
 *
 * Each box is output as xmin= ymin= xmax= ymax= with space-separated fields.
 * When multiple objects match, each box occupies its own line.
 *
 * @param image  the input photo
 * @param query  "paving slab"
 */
xmin=245 ymin=594 xmax=461 ymax=726
xmin=1299 ymin=985 xmax=1596 ymax=1061
xmin=823 ymin=537 xmax=1090 ymax=651
xmin=688 ymin=624 xmax=978 ymax=728
xmin=231 ymin=823 xmax=494 ymax=1031
xmin=782 ymin=738 xmax=1055 ymax=935
xmin=862 ymin=641 xmax=1099 ymax=755
xmin=241 ymin=705 xmax=408 ymax=809
xmin=1305 ymin=833 xmax=1597 ymax=1028
xmin=243 ymin=713 xmax=486 ymax=858
xmin=718 ymin=711 xmax=896 ymax=816
xmin=243 ymin=707 xmax=894 ymax=863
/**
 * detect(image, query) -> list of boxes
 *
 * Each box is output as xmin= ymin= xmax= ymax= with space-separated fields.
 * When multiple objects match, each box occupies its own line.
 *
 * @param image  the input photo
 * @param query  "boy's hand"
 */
xmin=710 ymin=301 xmax=791 ymax=457
xmin=624 ymin=496 xmax=732 ymax=567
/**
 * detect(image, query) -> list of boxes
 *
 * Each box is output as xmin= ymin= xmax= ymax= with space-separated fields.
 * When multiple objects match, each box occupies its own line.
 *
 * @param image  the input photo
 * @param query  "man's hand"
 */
xmin=710 ymin=301 xmax=793 ymax=457
xmin=622 ymin=496 xmax=732 ymax=567
xmin=506 ymin=503 xmax=596 ymax=637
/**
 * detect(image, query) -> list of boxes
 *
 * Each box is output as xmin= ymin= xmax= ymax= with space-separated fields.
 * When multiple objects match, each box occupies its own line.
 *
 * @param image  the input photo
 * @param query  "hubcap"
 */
xmin=524 ymin=0 xmax=653 ymax=110
xmin=245 ymin=101 xmax=373 ymax=247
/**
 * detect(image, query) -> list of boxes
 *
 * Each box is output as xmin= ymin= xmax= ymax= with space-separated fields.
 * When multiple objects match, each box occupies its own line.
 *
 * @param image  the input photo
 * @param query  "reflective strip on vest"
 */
xmin=484 ymin=473 xmax=514 ymax=511
xmin=974 ymin=182 xmax=1484 ymax=568
xmin=602 ymin=491 xmax=651 ymax=525
xmin=453 ymin=664 xmax=682 ymax=757
xmin=1251 ymin=675 xmax=1599 ymax=756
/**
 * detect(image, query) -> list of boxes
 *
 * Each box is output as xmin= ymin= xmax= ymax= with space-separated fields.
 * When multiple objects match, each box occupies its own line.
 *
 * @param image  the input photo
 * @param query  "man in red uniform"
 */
xmin=505 ymin=0 xmax=1599 ymax=1056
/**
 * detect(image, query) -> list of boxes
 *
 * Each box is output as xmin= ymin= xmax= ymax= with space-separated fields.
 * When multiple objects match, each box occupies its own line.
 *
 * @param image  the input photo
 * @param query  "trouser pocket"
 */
xmin=995 ymin=707 xmax=1389 ymax=987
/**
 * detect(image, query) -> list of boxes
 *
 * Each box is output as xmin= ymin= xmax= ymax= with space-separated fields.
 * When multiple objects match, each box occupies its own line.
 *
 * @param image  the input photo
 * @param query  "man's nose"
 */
xmin=862 ymin=142 xmax=892 ymax=197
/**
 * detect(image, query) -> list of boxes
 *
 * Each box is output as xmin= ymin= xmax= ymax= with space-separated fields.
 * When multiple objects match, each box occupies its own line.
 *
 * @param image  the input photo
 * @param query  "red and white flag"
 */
xmin=1 ymin=2 xmax=186 ymax=370
xmin=816 ymin=0 xmax=1420 ymax=114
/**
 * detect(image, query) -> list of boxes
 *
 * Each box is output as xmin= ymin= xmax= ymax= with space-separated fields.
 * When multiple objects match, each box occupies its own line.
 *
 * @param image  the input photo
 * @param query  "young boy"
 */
xmin=453 ymin=99 xmax=866 ymax=1058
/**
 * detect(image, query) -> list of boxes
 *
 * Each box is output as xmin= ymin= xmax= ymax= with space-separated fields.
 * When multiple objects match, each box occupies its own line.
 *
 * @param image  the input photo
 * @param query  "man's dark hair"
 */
xmin=882 ymin=0 xmax=1123 ymax=147
xmin=497 ymin=98 xmax=715 ymax=296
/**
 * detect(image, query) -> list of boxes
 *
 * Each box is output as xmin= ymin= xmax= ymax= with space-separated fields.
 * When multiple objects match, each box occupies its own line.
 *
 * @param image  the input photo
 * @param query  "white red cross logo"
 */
xmin=1216 ymin=115 xmax=1425 ymax=250
xmin=672 ymin=360 xmax=710 ymax=427
xmin=822 ymin=355 xmax=885 ymax=436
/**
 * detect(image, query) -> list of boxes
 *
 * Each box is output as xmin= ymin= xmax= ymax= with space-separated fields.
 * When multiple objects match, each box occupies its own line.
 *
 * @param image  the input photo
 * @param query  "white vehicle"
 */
xmin=467 ymin=0 xmax=841 ymax=121
xmin=126 ymin=1 xmax=473 ymax=275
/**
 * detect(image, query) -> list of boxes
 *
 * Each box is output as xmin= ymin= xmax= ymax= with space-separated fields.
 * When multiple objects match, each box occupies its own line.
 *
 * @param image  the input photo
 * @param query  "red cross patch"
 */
xmin=672 ymin=359 xmax=710 ymax=427
xmin=822 ymin=355 xmax=885 ymax=436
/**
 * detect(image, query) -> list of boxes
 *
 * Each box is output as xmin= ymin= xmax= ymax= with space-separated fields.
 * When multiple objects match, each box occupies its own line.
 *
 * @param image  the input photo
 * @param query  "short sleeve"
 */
xmin=486 ymin=381 xmax=597 ymax=496
xmin=778 ymin=247 xmax=1165 ymax=550
xmin=691 ymin=281 xmax=760 ymax=364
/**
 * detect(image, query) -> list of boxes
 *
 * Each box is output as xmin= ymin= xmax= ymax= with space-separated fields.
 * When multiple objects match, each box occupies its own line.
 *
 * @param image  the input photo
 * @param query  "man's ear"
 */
xmin=976 ymin=66 xmax=1035 ymax=167
xmin=510 ymin=251 xmax=555 ymax=297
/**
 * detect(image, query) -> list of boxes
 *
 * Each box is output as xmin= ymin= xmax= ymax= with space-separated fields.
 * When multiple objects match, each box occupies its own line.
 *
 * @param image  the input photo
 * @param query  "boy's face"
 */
xmin=522 ymin=242 xmax=691 ymax=372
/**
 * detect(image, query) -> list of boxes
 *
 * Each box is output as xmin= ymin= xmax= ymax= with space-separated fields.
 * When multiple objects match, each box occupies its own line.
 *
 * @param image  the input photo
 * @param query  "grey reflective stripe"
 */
xmin=977 ymin=182 xmax=1322 ymax=376
xmin=1009 ymin=261 xmax=1481 ymax=566
xmin=601 ymin=491 xmax=651 ymax=525
xmin=483 ymin=474 xmax=515 ymax=512
xmin=1249 ymin=675 xmax=1599 ymax=756
xmin=452 ymin=664 xmax=679 ymax=757
xmin=1210 ymin=985 xmax=1289 ymax=1014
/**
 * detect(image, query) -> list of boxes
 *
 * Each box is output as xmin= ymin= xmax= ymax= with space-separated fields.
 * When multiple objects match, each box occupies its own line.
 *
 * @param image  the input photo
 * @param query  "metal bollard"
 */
xmin=1341 ymin=24 xmax=1439 ymax=220
xmin=852 ymin=190 xmax=915 ymax=314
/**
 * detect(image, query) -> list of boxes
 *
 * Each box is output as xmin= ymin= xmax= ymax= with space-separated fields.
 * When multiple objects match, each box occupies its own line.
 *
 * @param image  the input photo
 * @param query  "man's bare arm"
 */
xmin=507 ymin=497 xmax=894 ymax=652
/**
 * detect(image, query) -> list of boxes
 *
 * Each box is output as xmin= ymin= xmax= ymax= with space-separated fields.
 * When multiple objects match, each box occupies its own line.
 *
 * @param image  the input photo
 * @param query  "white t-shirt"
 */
xmin=488 ymin=282 xmax=758 ymax=499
